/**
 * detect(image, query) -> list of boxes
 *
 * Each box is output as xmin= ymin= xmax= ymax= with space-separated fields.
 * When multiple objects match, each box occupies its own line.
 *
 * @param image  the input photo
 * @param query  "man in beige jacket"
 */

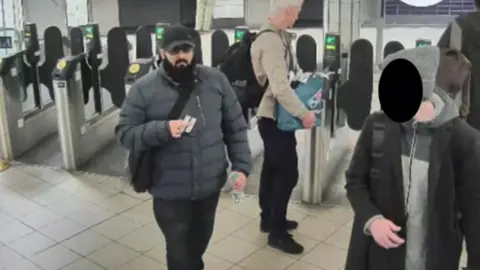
xmin=251 ymin=0 xmax=315 ymax=255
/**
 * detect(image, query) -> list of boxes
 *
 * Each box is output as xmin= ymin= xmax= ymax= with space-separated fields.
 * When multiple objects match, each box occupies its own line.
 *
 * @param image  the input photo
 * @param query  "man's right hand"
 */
xmin=301 ymin=111 xmax=316 ymax=129
xmin=369 ymin=218 xmax=405 ymax=249
xmin=168 ymin=120 xmax=187 ymax=138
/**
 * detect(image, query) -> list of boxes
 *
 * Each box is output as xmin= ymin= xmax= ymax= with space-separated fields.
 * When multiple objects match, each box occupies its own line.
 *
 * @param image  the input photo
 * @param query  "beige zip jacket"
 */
xmin=251 ymin=23 xmax=309 ymax=120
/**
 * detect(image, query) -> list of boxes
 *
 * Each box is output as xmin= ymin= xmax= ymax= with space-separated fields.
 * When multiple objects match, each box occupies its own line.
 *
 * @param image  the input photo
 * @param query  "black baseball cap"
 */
xmin=161 ymin=25 xmax=196 ymax=52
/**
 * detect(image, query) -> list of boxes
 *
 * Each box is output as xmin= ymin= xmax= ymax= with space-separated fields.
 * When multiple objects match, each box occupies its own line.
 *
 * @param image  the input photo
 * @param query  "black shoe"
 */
xmin=268 ymin=233 xmax=304 ymax=254
xmin=260 ymin=219 xmax=298 ymax=233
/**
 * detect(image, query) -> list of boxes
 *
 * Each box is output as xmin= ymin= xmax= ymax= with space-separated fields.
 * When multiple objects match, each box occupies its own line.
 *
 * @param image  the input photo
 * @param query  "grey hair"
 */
xmin=269 ymin=0 xmax=303 ymax=15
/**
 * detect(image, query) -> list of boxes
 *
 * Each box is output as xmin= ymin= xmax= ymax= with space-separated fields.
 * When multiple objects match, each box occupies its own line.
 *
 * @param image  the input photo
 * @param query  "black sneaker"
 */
xmin=260 ymin=219 xmax=298 ymax=233
xmin=268 ymin=233 xmax=304 ymax=254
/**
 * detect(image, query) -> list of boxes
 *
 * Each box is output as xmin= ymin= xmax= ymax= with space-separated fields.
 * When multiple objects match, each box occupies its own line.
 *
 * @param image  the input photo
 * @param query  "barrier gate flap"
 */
xmin=296 ymin=35 xmax=317 ymax=72
xmin=211 ymin=30 xmax=229 ymax=67
xmin=341 ymin=39 xmax=374 ymax=131
xmin=383 ymin=41 xmax=404 ymax=59
xmin=100 ymin=27 xmax=129 ymax=109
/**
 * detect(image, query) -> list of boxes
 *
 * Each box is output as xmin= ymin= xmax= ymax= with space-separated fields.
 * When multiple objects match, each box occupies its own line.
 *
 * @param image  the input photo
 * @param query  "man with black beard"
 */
xmin=116 ymin=25 xmax=252 ymax=269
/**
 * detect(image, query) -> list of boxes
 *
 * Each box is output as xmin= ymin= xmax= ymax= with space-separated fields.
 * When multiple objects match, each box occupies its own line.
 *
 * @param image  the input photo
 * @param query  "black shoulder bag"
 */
xmin=128 ymin=86 xmax=194 ymax=193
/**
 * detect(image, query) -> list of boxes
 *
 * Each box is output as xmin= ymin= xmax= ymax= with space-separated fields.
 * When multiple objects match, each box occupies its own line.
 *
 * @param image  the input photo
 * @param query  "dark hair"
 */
xmin=476 ymin=0 xmax=480 ymax=9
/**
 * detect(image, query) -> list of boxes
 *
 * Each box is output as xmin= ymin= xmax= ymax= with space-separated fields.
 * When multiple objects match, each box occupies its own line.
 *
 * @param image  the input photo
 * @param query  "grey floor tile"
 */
xmin=61 ymin=258 xmax=106 ymax=270
xmin=31 ymin=244 xmax=81 ymax=270
xmin=38 ymin=217 xmax=86 ymax=242
xmin=8 ymin=231 xmax=57 ymax=256
xmin=61 ymin=229 xmax=112 ymax=256
xmin=0 ymin=220 xmax=34 ymax=244
xmin=86 ymin=242 xmax=140 ymax=269
xmin=0 ymin=245 xmax=24 ymax=269
xmin=19 ymin=207 xmax=64 ymax=230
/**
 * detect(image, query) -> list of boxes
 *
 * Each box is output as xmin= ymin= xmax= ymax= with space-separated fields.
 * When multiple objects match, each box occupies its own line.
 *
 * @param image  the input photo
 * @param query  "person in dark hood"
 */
xmin=116 ymin=25 xmax=253 ymax=269
xmin=345 ymin=47 xmax=480 ymax=270
xmin=437 ymin=1 xmax=480 ymax=130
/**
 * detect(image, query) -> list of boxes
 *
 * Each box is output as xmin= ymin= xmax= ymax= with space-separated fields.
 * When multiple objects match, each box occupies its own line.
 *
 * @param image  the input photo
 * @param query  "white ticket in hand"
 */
xmin=183 ymin=115 xmax=197 ymax=133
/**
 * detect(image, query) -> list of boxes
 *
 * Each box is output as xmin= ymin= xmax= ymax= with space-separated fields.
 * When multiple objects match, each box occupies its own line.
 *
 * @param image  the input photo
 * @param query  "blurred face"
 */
xmin=161 ymin=44 xmax=194 ymax=67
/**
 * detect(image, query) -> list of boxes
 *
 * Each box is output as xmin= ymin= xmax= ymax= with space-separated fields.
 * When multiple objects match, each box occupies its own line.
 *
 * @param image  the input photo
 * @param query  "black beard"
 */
xmin=162 ymin=59 xmax=196 ymax=87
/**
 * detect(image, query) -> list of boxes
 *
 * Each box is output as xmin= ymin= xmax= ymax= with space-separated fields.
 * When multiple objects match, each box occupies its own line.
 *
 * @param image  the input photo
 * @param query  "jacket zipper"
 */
xmin=406 ymin=121 xmax=418 ymax=216
xmin=196 ymin=96 xmax=207 ymax=127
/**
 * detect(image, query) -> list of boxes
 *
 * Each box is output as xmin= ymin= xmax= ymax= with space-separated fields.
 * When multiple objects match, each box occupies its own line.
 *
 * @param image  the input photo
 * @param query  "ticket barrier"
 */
xmin=52 ymin=54 xmax=116 ymax=170
xmin=415 ymin=39 xmax=431 ymax=48
xmin=53 ymin=57 xmax=153 ymax=175
xmin=125 ymin=58 xmax=154 ymax=88
xmin=0 ymin=51 xmax=58 ymax=162
xmin=301 ymin=32 xmax=351 ymax=204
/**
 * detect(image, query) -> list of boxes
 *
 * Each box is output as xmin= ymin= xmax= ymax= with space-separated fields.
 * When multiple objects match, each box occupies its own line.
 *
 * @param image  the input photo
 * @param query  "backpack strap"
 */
xmin=370 ymin=113 xmax=387 ymax=181
xmin=253 ymin=29 xmax=293 ymax=89
xmin=254 ymin=29 xmax=276 ymax=89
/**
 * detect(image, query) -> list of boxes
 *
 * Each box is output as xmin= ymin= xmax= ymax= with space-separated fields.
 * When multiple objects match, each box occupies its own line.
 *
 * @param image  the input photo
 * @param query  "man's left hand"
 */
xmin=231 ymin=171 xmax=247 ymax=191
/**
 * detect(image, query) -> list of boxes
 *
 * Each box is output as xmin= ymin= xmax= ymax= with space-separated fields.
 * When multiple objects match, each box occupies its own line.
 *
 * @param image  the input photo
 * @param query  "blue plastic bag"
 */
xmin=276 ymin=72 xmax=327 ymax=131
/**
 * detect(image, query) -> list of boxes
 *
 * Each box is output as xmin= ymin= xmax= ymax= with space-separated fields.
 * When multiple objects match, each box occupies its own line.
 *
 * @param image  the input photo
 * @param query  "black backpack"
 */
xmin=218 ymin=30 xmax=275 ymax=108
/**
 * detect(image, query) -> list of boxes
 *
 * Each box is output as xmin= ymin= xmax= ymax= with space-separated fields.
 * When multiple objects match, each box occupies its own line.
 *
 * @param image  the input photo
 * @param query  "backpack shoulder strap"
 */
xmin=253 ymin=29 xmax=292 ymax=88
xmin=255 ymin=29 xmax=277 ymax=38
xmin=450 ymin=20 xmax=462 ymax=50
xmin=370 ymin=112 xmax=387 ymax=180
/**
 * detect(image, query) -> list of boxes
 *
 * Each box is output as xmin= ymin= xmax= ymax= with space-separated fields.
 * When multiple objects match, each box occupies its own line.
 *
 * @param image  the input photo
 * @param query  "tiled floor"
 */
xmin=0 ymin=74 xmax=468 ymax=270
xmin=0 ymin=164 xmax=356 ymax=270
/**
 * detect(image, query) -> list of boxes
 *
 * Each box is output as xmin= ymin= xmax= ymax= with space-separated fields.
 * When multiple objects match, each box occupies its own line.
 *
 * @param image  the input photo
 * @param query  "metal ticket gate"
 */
xmin=52 ymin=57 xmax=153 ymax=175
xmin=53 ymin=54 xmax=117 ymax=171
xmin=300 ymin=32 xmax=361 ymax=204
xmin=0 ymin=51 xmax=58 ymax=163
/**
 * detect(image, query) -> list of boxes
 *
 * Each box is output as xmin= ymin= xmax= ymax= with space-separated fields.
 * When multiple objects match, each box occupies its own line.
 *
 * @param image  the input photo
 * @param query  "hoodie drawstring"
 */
xmin=405 ymin=121 xmax=418 ymax=218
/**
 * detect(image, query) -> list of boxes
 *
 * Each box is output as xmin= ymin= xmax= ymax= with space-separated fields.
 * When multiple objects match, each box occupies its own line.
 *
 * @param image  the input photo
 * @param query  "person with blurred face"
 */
xmin=345 ymin=47 xmax=480 ymax=270
xmin=251 ymin=0 xmax=314 ymax=255
xmin=116 ymin=25 xmax=253 ymax=269
xmin=437 ymin=0 xmax=480 ymax=130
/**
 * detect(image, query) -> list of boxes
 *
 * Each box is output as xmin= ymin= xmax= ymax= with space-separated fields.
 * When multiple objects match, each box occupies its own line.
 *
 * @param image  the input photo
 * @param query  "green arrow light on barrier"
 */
xmin=235 ymin=31 xmax=245 ymax=40
xmin=156 ymin=27 xmax=164 ymax=39
xmin=326 ymin=36 xmax=335 ymax=44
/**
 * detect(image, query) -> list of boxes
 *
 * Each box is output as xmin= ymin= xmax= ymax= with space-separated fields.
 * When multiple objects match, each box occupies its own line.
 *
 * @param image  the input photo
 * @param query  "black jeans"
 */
xmin=153 ymin=192 xmax=220 ymax=270
xmin=258 ymin=118 xmax=299 ymax=235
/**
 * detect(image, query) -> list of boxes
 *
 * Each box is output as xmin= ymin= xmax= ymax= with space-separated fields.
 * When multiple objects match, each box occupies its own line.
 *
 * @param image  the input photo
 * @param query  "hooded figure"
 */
xmin=345 ymin=47 xmax=480 ymax=270
xmin=438 ymin=10 xmax=480 ymax=129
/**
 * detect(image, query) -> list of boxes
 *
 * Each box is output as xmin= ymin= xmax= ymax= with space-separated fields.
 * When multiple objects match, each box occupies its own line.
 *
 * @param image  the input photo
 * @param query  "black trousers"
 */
xmin=258 ymin=118 xmax=298 ymax=234
xmin=153 ymin=192 xmax=220 ymax=270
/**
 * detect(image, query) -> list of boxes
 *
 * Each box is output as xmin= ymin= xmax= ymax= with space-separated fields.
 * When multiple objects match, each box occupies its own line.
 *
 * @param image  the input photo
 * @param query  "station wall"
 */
xmin=20 ymin=0 xmax=455 ymax=38
xmin=23 ymin=0 xmax=68 ymax=35
xmin=88 ymin=0 xmax=323 ymax=32
xmin=90 ymin=0 xmax=119 ymax=35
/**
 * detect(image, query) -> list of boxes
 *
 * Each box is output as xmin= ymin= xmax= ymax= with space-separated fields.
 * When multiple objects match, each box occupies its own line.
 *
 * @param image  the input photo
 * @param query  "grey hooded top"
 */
xmin=370 ymin=47 xmax=459 ymax=270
